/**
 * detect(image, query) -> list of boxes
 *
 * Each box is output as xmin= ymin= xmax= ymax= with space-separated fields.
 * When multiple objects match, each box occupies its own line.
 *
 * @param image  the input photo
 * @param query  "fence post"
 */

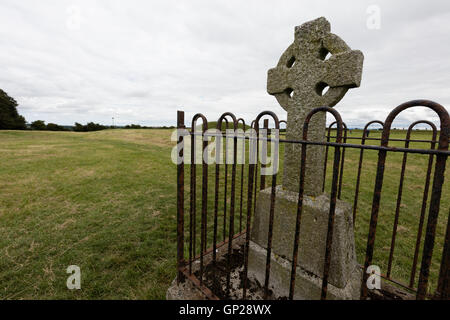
xmin=177 ymin=110 xmax=185 ymax=284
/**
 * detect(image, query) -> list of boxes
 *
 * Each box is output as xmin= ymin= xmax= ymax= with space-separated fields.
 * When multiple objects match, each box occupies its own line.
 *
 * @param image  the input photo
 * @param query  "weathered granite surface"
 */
xmin=248 ymin=241 xmax=361 ymax=300
xmin=267 ymin=17 xmax=364 ymax=195
xmin=250 ymin=186 xmax=359 ymax=289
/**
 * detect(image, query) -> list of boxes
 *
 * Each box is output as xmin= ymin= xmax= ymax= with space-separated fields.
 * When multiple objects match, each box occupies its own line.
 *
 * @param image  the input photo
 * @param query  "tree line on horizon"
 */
xmin=0 ymin=89 xmax=174 ymax=131
xmin=0 ymin=89 xmax=108 ymax=131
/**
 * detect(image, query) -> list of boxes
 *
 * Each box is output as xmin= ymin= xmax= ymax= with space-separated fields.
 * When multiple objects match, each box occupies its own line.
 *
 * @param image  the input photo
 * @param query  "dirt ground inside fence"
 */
xmin=190 ymin=237 xmax=285 ymax=300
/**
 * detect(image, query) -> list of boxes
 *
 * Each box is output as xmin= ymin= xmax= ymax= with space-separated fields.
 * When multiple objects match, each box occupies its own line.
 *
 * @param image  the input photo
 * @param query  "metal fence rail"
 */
xmin=175 ymin=99 xmax=449 ymax=300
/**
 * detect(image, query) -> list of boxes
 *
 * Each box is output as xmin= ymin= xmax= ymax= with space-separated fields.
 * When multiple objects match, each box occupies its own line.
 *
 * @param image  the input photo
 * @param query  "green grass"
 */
xmin=0 ymin=129 xmax=177 ymax=299
xmin=0 ymin=128 xmax=448 ymax=299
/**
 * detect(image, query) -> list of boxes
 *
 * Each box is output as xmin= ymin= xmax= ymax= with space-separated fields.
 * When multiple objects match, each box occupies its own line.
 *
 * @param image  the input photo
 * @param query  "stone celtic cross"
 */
xmin=267 ymin=17 xmax=363 ymax=196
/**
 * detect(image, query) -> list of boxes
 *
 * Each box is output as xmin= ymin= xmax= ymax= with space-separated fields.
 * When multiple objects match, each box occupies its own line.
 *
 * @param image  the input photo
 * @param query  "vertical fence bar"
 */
xmin=226 ymin=118 xmax=238 ymax=297
xmin=414 ymin=102 xmax=449 ymax=300
xmin=417 ymin=148 xmax=448 ymax=298
xmin=319 ymin=111 xmax=344 ymax=300
xmin=190 ymin=121 xmax=197 ymax=273
xmin=213 ymin=126 xmax=222 ymax=265
xmin=223 ymin=119 xmax=229 ymax=242
xmin=176 ymin=110 xmax=185 ymax=284
xmin=409 ymin=121 xmax=437 ymax=287
xmin=238 ymin=119 xmax=246 ymax=233
xmin=436 ymin=211 xmax=450 ymax=299
xmin=214 ymin=113 xmax=238 ymax=273
xmin=360 ymin=128 xmax=392 ymax=298
xmin=359 ymin=113 xmax=411 ymax=299
xmin=322 ymin=125 xmax=332 ymax=192
xmin=191 ymin=114 xmax=208 ymax=284
xmin=242 ymin=127 xmax=256 ymax=299
xmin=352 ymin=121 xmax=384 ymax=226
xmin=260 ymin=119 xmax=269 ymax=191
xmin=202 ymin=138 xmax=208 ymax=253
xmin=289 ymin=134 xmax=307 ymax=299
xmin=388 ymin=121 xmax=437 ymax=279
xmin=337 ymin=123 xmax=347 ymax=200
xmin=253 ymin=112 xmax=279 ymax=300
xmin=253 ymin=119 xmax=259 ymax=224
xmin=202 ymin=120 xmax=209 ymax=283
xmin=417 ymin=150 xmax=448 ymax=299
xmin=200 ymin=174 xmax=205 ymax=285
xmin=386 ymin=126 xmax=411 ymax=278
xmin=321 ymin=145 xmax=342 ymax=299
xmin=326 ymin=121 xmax=347 ymax=199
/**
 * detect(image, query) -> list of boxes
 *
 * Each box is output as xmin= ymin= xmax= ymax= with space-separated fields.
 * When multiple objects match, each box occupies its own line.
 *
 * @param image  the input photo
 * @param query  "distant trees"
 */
xmin=74 ymin=122 xmax=107 ymax=132
xmin=30 ymin=120 xmax=67 ymax=131
xmin=30 ymin=120 xmax=46 ymax=130
xmin=0 ymin=91 xmax=171 ymax=132
xmin=0 ymin=89 xmax=27 ymax=130
xmin=123 ymin=124 xmax=175 ymax=129
xmin=74 ymin=122 xmax=84 ymax=132
xmin=46 ymin=123 xmax=67 ymax=131
xmin=30 ymin=120 xmax=112 ymax=132
xmin=124 ymin=124 xmax=142 ymax=129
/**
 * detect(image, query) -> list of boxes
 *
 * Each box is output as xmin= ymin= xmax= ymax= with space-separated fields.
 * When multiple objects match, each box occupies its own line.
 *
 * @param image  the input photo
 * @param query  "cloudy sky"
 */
xmin=0 ymin=0 xmax=449 ymax=128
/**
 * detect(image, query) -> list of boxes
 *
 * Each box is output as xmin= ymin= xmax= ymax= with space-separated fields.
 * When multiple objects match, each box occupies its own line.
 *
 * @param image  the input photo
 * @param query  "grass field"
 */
xmin=0 ymin=128 xmax=448 ymax=299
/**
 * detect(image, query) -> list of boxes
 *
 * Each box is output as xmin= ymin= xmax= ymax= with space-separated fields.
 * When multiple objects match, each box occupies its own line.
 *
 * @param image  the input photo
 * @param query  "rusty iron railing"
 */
xmin=175 ymin=99 xmax=449 ymax=300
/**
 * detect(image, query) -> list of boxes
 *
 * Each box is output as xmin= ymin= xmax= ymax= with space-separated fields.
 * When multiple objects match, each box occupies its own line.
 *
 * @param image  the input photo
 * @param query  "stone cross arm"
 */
xmin=322 ymin=50 xmax=363 ymax=88
xmin=267 ymin=50 xmax=363 ymax=112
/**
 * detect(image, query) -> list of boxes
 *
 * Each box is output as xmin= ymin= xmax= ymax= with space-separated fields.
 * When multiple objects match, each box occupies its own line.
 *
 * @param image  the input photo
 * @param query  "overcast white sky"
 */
xmin=0 ymin=0 xmax=449 ymax=128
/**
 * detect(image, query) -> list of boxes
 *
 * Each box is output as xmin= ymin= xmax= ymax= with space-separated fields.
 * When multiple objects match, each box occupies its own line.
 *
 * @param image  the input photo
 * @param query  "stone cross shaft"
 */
xmin=267 ymin=17 xmax=363 ymax=196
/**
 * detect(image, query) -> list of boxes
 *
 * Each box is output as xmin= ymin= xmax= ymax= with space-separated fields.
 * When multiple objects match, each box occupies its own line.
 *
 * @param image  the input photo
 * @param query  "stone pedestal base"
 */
xmin=248 ymin=186 xmax=361 ymax=299
xmin=248 ymin=241 xmax=361 ymax=299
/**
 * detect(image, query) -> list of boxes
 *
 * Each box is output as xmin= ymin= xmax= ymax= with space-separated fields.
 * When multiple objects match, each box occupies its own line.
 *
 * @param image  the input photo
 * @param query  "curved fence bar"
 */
xmin=217 ymin=114 xmax=239 ymax=297
xmin=237 ymin=118 xmax=246 ymax=233
xmin=222 ymin=118 xmax=230 ymax=243
xmin=216 ymin=113 xmax=238 ymax=296
xmin=259 ymin=120 xmax=269 ymax=191
xmin=252 ymin=120 xmax=259 ymax=242
xmin=280 ymin=120 xmax=287 ymax=135
xmin=323 ymin=121 xmax=347 ymax=198
xmin=226 ymin=118 xmax=239 ymax=297
xmin=322 ymin=124 xmax=332 ymax=192
xmin=314 ymin=108 xmax=344 ymax=300
xmin=213 ymin=114 xmax=237 ymax=267
xmin=252 ymin=119 xmax=269 ymax=224
xmin=352 ymin=120 xmax=384 ymax=225
xmin=246 ymin=111 xmax=280 ymax=300
xmin=386 ymin=120 xmax=437 ymax=279
xmin=176 ymin=111 xmax=186 ymax=285
xmin=190 ymin=114 xmax=208 ymax=277
xmin=289 ymin=107 xmax=344 ymax=300
xmin=337 ymin=122 xmax=348 ymax=200
xmin=409 ymin=121 xmax=437 ymax=288
xmin=242 ymin=129 xmax=256 ymax=300
xmin=360 ymin=99 xmax=449 ymax=300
